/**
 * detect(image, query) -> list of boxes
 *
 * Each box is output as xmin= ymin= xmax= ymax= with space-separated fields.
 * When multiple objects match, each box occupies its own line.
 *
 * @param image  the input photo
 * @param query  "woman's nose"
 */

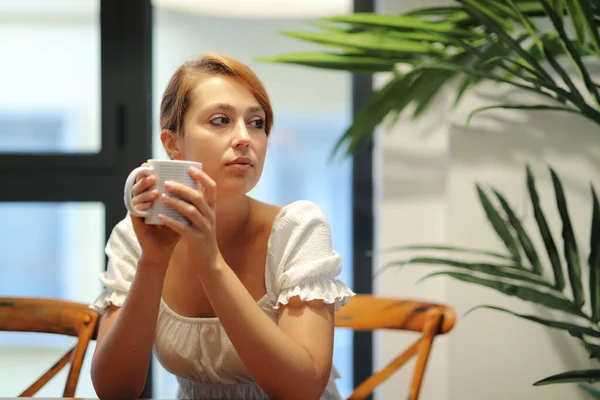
xmin=232 ymin=122 xmax=251 ymax=147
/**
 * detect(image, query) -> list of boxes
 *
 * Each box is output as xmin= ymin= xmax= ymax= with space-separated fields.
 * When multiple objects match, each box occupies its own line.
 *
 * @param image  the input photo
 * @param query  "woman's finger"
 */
xmin=132 ymin=189 xmax=159 ymax=207
xmin=158 ymin=213 xmax=191 ymax=236
xmin=132 ymin=174 xmax=156 ymax=196
xmin=164 ymin=180 xmax=212 ymax=219
xmin=188 ymin=167 xmax=217 ymax=209
xmin=160 ymin=193 xmax=210 ymax=231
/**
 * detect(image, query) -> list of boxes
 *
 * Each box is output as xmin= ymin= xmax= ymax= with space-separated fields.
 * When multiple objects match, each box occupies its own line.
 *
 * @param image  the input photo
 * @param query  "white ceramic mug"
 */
xmin=123 ymin=159 xmax=203 ymax=225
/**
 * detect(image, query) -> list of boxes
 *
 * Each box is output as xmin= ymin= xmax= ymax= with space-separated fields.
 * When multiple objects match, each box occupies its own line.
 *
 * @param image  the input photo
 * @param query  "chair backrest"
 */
xmin=335 ymin=294 xmax=455 ymax=333
xmin=334 ymin=294 xmax=456 ymax=400
xmin=0 ymin=297 xmax=100 ymax=397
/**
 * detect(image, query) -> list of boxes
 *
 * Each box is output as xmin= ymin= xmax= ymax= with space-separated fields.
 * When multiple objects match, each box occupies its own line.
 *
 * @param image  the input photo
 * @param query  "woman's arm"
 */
xmin=200 ymin=260 xmax=334 ymax=400
xmin=159 ymin=168 xmax=348 ymax=400
xmin=91 ymin=258 xmax=168 ymax=400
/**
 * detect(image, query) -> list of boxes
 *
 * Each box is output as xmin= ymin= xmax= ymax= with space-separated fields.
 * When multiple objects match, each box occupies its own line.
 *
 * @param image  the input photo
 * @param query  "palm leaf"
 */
xmin=382 ymin=257 xmax=552 ymax=287
xmin=467 ymin=305 xmax=600 ymax=338
xmin=330 ymin=72 xmax=409 ymax=157
xmin=448 ymin=5 xmax=600 ymax=119
xmin=526 ymin=165 xmax=565 ymax=291
xmin=391 ymin=50 xmax=476 ymax=121
xmin=458 ymin=0 xmax=554 ymax=82
xmin=428 ymin=28 xmax=548 ymax=83
xmin=588 ymin=342 xmax=600 ymax=359
xmin=589 ymin=186 xmax=600 ymax=322
xmin=452 ymin=42 xmax=514 ymax=105
xmin=506 ymin=0 xmax=543 ymax=51
xmin=406 ymin=61 xmax=595 ymax=118
xmin=569 ymin=329 xmax=600 ymax=359
xmin=493 ymin=189 xmax=543 ymax=274
xmin=542 ymin=43 xmax=586 ymax=102
xmin=420 ymin=271 xmax=584 ymax=316
xmin=380 ymin=244 xmax=514 ymax=260
xmin=550 ymin=0 xmax=566 ymax=22
xmin=579 ymin=384 xmax=600 ymax=400
xmin=403 ymin=6 xmax=471 ymax=20
xmin=582 ymin=340 xmax=600 ymax=359
xmin=550 ymin=167 xmax=585 ymax=308
xmin=574 ymin=0 xmax=600 ymax=53
xmin=464 ymin=0 xmax=515 ymax=31
xmin=278 ymin=30 xmax=444 ymax=56
xmin=321 ymin=13 xmax=473 ymax=35
xmin=542 ymin=0 xmax=600 ymax=106
xmin=405 ymin=2 xmax=549 ymax=25
xmin=565 ymin=0 xmax=588 ymax=45
xmin=534 ymin=369 xmax=600 ymax=386
xmin=409 ymin=69 xmax=456 ymax=119
xmin=407 ymin=48 xmax=476 ymax=118
xmin=256 ymin=52 xmax=397 ymax=73
xmin=464 ymin=104 xmax=581 ymax=133
xmin=476 ymin=185 xmax=523 ymax=263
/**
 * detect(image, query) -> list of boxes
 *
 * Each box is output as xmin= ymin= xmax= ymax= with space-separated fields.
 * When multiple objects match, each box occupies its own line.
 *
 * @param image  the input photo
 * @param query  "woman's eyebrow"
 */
xmin=205 ymin=103 xmax=264 ymax=114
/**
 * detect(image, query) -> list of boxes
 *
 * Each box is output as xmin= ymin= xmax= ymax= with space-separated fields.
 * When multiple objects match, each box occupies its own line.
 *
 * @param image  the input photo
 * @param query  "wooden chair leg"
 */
xmin=19 ymin=347 xmax=74 ymax=397
xmin=349 ymin=338 xmax=422 ymax=400
xmin=408 ymin=312 xmax=443 ymax=400
xmin=64 ymin=318 xmax=96 ymax=397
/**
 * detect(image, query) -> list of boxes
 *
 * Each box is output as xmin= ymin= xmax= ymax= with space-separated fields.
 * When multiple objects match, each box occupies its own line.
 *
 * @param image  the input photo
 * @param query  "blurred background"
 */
xmin=0 ymin=0 xmax=366 ymax=398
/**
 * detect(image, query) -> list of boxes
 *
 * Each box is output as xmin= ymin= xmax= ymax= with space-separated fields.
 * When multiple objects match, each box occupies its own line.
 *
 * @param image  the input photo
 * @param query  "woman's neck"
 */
xmin=215 ymin=194 xmax=252 ymax=245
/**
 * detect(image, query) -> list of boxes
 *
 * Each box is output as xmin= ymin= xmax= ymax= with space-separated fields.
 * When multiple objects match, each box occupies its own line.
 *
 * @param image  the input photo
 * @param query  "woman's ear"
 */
xmin=161 ymin=129 xmax=181 ymax=160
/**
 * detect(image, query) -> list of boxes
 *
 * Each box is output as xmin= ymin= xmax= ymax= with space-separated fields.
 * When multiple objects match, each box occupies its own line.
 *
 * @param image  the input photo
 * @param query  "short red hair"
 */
xmin=159 ymin=53 xmax=273 ymax=136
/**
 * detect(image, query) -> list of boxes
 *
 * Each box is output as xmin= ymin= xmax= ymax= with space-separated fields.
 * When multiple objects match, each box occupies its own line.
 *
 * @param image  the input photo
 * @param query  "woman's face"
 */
xmin=163 ymin=75 xmax=268 ymax=197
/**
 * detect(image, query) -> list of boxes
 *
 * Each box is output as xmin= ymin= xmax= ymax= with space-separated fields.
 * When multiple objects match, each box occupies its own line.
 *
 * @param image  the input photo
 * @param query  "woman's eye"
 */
xmin=210 ymin=116 xmax=229 ymax=125
xmin=250 ymin=119 xmax=265 ymax=129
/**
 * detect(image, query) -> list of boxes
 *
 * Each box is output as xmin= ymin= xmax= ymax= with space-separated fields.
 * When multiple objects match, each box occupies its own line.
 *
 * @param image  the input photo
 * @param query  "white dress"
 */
xmin=90 ymin=200 xmax=356 ymax=400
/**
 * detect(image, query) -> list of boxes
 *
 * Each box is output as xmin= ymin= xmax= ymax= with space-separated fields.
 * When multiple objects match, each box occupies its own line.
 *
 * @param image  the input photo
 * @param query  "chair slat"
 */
xmin=0 ymin=297 xmax=100 ymax=397
xmin=334 ymin=294 xmax=456 ymax=400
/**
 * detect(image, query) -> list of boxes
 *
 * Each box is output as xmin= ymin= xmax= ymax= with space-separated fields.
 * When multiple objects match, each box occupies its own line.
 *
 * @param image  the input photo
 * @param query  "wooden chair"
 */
xmin=335 ymin=294 xmax=456 ymax=400
xmin=0 ymin=297 xmax=100 ymax=397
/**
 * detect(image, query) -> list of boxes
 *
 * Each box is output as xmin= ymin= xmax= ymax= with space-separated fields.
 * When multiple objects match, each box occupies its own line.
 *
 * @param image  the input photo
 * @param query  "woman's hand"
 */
xmin=158 ymin=166 xmax=221 ymax=274
xmin=130 ymin=162 xmax=180 ymax=265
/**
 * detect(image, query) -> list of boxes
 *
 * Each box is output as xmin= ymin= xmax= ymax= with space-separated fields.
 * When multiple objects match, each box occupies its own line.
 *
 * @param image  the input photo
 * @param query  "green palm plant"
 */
xmin=582 ymin=384 xmax=600 ymax=399
xmin=259 ymin=0 xmax=600 ymax=158
xmin=385 ymin=164 xmax=600 ymax=388
xmin=259 ymin=0 xmax=600 ymax=391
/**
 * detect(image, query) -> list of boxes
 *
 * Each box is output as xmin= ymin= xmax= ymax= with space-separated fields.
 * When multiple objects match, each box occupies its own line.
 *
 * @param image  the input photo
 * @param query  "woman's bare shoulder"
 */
xmin=250 ymin=198 xmax=283 ymax=225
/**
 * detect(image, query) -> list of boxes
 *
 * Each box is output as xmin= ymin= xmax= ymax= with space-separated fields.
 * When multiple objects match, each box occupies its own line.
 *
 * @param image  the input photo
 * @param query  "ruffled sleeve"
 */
xmin=268 ymin=200 xmax=355 ymax=311
xmin=90 ymin=215 xmax=141 ymax=314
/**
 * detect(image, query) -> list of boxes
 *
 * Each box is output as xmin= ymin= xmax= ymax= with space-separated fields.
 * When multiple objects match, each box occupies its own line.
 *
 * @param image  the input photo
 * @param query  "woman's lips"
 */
xmin=225 ymin=163 xmax=252 ymax=172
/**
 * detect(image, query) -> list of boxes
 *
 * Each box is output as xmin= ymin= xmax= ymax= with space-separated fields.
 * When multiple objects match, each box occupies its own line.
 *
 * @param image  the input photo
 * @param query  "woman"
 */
xmin=89 ymin=53 xmax=355 ymax=400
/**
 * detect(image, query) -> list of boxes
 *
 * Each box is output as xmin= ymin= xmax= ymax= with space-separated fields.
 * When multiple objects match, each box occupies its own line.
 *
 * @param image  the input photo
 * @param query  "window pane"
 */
xmin=0 ymin=0 xmax=100 ymax=154
xmin=152 ymin=5 xmax=354 ymax=398
xmin=0 ymin=202 xmax=104 ymax=398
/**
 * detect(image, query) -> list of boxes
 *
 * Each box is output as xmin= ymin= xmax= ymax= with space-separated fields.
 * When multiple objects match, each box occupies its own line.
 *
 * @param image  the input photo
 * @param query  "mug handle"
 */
xmin=123 ymin=165 xmax=154 ymax=217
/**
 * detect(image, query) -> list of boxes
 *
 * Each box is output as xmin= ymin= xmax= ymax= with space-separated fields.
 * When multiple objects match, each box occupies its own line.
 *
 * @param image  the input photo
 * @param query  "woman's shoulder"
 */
xmin=259 ymin=199 xmax=355 ymax=310
xmin=252 ymin=199 xmax=329 ymax=240
xmin=274 ymin=200 xmax=331 ymax=237
xmin=259 ymin=199 xmax=334 ymax=256
xmin=272 ymin=199 xmax=328 ymax=225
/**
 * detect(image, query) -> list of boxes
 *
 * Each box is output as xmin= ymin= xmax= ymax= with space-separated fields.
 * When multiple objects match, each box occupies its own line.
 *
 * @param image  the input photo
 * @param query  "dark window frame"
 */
xmin=352 ymin=0 xmax=375 ymax=396
xmin=0 ymin=0 xmax=154 ymax=396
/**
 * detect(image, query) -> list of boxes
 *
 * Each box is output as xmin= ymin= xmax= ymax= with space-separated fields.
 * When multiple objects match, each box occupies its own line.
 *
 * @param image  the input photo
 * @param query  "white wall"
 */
xmin=374 ymin=0 xmax=600 ymax=399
